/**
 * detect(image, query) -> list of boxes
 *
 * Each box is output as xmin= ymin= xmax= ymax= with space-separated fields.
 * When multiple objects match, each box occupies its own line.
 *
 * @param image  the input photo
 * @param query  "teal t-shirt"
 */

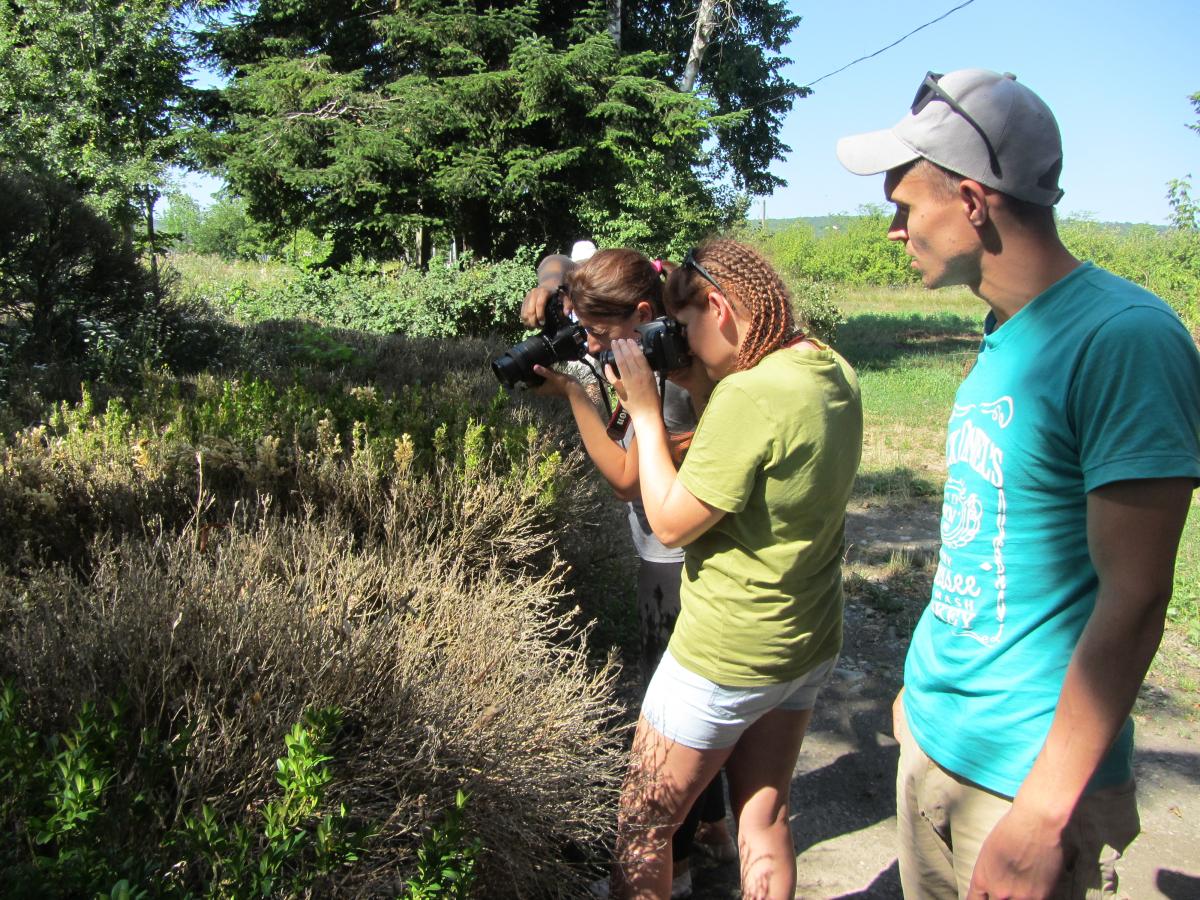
xmin=904 ymin=262 xmax=1200 ymax=799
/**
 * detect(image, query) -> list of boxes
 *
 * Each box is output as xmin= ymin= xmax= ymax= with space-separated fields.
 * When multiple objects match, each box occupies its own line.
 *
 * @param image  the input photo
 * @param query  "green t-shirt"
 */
xmin=670 ymin=343 xmax=863 ymax=686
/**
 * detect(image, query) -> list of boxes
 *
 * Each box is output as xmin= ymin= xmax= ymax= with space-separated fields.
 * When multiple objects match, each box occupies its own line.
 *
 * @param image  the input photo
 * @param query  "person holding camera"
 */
xmin=604 ymin=239 xmax=863 ymax=900
xmin=518 ymin=247 xmax=735 ymax=898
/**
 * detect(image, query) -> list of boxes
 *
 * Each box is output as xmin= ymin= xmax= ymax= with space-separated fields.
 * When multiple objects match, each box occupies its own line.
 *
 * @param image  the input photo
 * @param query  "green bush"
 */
xmin=199 ymin=258 xmax=534 ymax=342
xmin=0 ymin=167 xmax=160 ymax=402
xmin=160 ymin=193 xmax=277 ymax=262
xmin=0 ymin=687 xmax=369 ymax=898
xmin=405 ymin=790 xmax=481 ymax=900
xmin=755 ymin=213 xmax=1200 ymax=333
xmin=759 ymin=210 xmax=916 ymax=288
xmin=791 ymin=280 xmax=848 ymax=344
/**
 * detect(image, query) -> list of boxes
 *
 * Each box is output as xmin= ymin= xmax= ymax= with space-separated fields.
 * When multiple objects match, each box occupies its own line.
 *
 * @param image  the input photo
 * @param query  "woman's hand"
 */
xmin=531 ymin=364 xmax=583 ymax=399
xmin=610 ymin=339 xmax=660 ymax=422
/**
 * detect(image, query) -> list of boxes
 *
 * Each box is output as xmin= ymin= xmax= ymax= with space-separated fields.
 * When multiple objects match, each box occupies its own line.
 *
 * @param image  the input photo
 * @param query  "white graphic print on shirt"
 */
xmin=932 ymin=396 xmax=1013 ymax=646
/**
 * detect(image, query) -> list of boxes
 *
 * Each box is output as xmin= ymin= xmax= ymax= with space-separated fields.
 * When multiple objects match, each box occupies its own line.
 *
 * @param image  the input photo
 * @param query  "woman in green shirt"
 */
xmin=521 ymin=248 xmax=735 ymax=896
xmin=605 ymin=240 xmax=863 ymax=899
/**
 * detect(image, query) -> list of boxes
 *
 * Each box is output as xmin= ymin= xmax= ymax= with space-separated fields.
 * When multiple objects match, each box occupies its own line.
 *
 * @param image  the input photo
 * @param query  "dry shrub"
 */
xmin=0 ymin=366 xmax=590 ymax=579
xmin=0 ymin=494 xmax=627 ymax=896
xmin=0 ymin=318 xmax=640 ymax=893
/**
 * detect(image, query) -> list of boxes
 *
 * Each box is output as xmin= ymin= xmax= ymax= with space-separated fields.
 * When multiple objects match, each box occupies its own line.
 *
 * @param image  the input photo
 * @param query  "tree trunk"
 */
xmin=680 ymin=0 xmax=720 ymax=92
xmin=416 ymin=224 xmax=432 ymax=270
xmin=463 ymin=200 xmax=495 ymax=260
xmin=144 ymin=188 xmax=159 ymax=295
xmin=607 ymin=0 xmax=621 ymax=49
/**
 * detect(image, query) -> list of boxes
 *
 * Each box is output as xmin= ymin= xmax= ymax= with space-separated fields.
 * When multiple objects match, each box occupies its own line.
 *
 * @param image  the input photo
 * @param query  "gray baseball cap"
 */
xmin=836 ymin=68 xmax=1064 ymax=206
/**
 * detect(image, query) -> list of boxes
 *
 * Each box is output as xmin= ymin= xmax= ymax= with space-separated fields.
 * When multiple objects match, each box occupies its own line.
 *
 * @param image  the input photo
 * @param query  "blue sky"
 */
xmin=177 ymin=0 xmax=1199 ymax=225
xmin=770 ymin=0 xmax=1198 ymax=223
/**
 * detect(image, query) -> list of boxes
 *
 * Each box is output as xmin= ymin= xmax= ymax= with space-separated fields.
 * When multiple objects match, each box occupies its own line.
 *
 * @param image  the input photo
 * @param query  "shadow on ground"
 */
xmin=1157 ymin=869 xmax=1200 ymax=899
xmin=837 ymin=313 xmax=980 ymax=372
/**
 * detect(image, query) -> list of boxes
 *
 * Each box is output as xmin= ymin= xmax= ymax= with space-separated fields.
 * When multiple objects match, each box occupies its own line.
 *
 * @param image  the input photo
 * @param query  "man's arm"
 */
xmin=520 ymin=254 xmax=575 ymax=327
xmin=967 ymin=477 xmax=1194 ymax=899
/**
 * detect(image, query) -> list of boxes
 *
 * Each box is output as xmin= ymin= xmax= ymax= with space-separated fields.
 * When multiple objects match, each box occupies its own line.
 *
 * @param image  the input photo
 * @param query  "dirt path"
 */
xmin=686 ymin=502 xmax=1200 ymax=899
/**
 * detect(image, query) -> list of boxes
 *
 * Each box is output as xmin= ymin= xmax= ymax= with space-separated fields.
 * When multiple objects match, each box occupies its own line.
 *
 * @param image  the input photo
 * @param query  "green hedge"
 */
xmin=756 ymin=215 xmax=1200 ymax=332
xmin=197 ymin=260 xmax=533 ymax=342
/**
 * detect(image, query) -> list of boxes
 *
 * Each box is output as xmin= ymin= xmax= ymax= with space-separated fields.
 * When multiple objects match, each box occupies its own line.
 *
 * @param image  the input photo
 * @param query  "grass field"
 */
xmin=830 ymin=284 xmax=1200 ymax=715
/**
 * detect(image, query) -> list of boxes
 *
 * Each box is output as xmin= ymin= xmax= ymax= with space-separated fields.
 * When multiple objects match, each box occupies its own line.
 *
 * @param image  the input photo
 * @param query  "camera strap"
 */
xmin=606 ymin=403 xmax=631 ymax=441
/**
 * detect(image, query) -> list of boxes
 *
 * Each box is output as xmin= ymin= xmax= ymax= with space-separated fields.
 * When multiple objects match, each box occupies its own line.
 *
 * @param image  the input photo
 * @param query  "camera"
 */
xmin=492 ymin=291 xmax=587 ymax=389
xmin=596 ymin=317 xmax=691 ymax=378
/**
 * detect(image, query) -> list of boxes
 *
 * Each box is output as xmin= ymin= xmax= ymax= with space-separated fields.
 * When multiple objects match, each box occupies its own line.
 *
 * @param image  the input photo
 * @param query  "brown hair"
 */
xmin=564 ymin=249 xmax=666 ymax=320
xmin=908 ymin=158 xmax=1057 ymax=230
xmin=664 ymin=239 xmax=795 ymax=372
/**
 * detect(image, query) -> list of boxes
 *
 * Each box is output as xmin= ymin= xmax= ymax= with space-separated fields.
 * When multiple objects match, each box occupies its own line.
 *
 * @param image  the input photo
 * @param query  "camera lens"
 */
xmin=491 ymin=354 xmax=527 ymax=389
xmin=491 ymin=334 xmax=554 ymax=389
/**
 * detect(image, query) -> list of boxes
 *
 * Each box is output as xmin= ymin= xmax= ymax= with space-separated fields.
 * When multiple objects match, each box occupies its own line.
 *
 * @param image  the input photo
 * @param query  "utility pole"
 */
xmin=760 ymin=197 xmax=766 ymax=228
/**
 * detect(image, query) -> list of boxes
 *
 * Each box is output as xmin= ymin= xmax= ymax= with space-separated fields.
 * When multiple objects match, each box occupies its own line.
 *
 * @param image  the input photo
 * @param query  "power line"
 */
xmin=801 ymin=0 xmax=980 ymax=89
xmin=732 ymin=0 xmax=981 ymax=118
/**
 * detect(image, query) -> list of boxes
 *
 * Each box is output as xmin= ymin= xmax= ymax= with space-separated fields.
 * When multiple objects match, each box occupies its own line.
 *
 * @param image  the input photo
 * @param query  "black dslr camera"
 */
xmin=595 ymin=317 xmax=691 ymax=378
xmin=492 ymin=291 xmax=587 ymax=389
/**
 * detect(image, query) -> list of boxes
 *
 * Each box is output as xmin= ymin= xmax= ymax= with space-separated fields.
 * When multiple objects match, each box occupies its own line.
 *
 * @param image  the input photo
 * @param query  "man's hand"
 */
xmin=520 ymin=285 xmax=559 ymax=328
xmin=966 ymin=805 xmax=1064 ymax=899
xmin=521 ymin=254 xmax=576 ymax=327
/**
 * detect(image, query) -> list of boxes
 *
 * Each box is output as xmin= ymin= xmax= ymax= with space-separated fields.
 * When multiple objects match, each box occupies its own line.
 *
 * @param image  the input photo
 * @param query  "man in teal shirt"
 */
xmin=837 ymin=69 xmax=1200 ymax=898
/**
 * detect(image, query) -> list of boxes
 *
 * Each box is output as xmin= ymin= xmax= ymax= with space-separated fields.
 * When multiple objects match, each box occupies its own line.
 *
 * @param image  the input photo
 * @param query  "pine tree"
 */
xmin=197 ymin=0 xmax=801 ymax=260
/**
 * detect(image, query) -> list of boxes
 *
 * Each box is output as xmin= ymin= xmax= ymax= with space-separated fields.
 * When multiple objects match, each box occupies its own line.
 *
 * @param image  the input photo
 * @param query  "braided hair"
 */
xmin=664 ymin=239 xmax=797 ymax=372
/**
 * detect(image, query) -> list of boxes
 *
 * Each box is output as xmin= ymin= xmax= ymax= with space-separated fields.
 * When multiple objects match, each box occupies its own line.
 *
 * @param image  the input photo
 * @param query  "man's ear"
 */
xmin=958 ymin=179 xmax=991 ymax=227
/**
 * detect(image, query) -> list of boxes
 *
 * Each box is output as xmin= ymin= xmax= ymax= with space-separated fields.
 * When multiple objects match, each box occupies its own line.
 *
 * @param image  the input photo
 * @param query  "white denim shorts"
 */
xmin=640 ymin=649 xmax=839 ymax=750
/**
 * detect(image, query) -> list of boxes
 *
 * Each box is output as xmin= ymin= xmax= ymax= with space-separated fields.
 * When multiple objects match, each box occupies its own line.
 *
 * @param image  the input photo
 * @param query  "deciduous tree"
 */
xmin=0 ymin=0 xmax=199 ymax=275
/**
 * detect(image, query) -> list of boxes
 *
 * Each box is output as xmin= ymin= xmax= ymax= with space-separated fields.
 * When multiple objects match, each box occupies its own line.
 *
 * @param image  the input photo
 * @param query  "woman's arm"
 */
xmin=610 ymin=340 xmax=724 ymax=546
xmin=532 ymin=364 xmax=641 ymax=501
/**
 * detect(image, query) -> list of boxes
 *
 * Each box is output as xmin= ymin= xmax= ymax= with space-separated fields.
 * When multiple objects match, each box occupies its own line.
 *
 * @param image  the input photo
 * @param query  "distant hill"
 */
xmin=747 ymin=214 xmax=1165 ymax=236
xmin=745 ymin=215 xmax=884 ymax=237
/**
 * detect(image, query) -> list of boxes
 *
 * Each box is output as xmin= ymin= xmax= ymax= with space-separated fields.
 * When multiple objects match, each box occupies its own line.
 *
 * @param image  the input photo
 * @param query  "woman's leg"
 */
xmin=698 ymin=770 xmax=727 ymax=823
xmin=613 ymin=716 xmax=733 ymax=899
xmin=693 ymin=771 xmax=737 ymax=862
xmin=723 ymin=707 xmax=813 ymax=900
xmin=636 ymin=561 xmax=701 ymax=870
xmin=636 ymin=560 xmax=682 ymax=682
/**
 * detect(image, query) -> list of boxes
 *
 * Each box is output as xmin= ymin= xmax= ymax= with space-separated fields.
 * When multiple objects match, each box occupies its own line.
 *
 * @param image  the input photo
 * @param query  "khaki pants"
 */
xmin=894 ymin=697 xmax=1140 ymax=899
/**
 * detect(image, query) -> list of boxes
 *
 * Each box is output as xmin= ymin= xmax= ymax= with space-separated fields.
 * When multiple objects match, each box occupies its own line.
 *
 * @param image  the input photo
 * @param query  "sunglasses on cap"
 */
xmin=911 ymin=71 xmax=1002 ymax=178
xmin=682 ymin=248 xmax=727 ymax=297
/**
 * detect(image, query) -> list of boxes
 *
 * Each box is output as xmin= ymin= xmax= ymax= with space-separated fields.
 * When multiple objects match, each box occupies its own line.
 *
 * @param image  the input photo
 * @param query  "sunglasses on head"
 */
xmin=682 ymin=248 xmax=727 ymax=297
xmin=911 ymin=71 xmax=1002 ymax=178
